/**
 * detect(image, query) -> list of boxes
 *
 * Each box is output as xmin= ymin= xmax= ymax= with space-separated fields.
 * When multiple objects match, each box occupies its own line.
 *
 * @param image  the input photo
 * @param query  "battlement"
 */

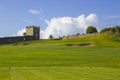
xmin=26 ymin=25 xmax=40 ymax=28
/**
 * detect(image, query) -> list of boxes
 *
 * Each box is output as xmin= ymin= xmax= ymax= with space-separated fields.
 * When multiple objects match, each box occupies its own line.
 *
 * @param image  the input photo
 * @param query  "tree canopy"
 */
xmin=49 ymin=35 xmax=54 ymax=39
xmin=86 ymin=26 xmax=97 ymax=34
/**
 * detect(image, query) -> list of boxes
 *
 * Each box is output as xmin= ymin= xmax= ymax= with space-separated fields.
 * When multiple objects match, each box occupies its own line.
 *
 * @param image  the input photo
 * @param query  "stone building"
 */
xmin=26 ymin=26 xmax=40 ymax=40
xmin=0 ymin=26 xmax=40 ymax=44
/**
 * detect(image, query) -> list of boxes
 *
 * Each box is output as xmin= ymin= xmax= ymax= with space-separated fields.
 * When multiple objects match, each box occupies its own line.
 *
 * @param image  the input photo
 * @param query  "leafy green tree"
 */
xmin=49 ymin=35 xmax=54 ymax=39
xmin=76 ymin=33 xmax=80 ymax=36
xmin=86 ymin=26 xmax=97 ymax=34
xmin=23 ymin=32 xmax=26 ymax=36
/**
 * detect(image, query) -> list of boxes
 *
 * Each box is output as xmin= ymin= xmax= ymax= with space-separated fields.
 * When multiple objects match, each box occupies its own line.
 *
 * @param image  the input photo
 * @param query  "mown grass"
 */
xmin=0 ymin=67 xmax=120 ymax=80
xmin=0 ymin=33 xmax=120 ymax=79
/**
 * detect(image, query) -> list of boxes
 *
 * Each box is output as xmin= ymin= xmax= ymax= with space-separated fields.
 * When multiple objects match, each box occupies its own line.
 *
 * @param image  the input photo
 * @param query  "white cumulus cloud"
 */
xmin=41 ymin=14 xmax=98 ymax=39
xmin=16 ymin=29 xmax=26 ymax=36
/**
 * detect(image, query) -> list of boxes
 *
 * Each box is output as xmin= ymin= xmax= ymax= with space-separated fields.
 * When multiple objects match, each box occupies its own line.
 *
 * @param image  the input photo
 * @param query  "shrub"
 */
xmin=86 ymin=26 xmax=97 ymax=34
xmin=49 ymin=35 xmax=54 ymax=39
xmin=100 ymin=26 xmax=120 ymax=33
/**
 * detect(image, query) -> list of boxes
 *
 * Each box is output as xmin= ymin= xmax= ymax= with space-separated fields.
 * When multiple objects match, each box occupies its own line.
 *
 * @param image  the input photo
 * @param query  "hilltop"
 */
xmin=0 ymin=32 xmax=120 ymax=67
xmin=0 ymin=33 xmax=120 ymax=80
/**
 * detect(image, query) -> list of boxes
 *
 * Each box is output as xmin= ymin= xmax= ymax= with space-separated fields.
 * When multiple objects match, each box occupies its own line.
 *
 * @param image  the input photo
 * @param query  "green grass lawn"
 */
xmin=0 ymin=67 xmax=120 ymax=80
xmin=0 ymin=36 xmax=120 ymax=80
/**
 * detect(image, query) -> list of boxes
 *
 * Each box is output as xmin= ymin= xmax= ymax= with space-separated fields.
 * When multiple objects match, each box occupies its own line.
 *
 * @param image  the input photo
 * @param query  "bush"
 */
xmin=100 ymin=26 xmax=120 ymax=33
xmin=92 ymin=32 xmax=120 ymax=42
xmin=49 ymin=35 xmax=54 ymax=39
xmin=86 ymin=26 xmax=97 ymax=34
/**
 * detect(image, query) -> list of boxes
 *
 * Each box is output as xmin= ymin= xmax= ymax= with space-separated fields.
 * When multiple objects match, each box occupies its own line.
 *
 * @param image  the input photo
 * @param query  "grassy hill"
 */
xmin=0 ymin=33 xmax=120 ymax=80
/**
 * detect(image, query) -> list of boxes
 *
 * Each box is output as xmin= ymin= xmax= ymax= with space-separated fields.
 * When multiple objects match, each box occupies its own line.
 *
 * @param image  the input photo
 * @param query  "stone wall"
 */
xmin=0 ymin=36 xmax=37 ymax=44
xmin=62 ymin=33 xmax=98 ymax=40
xmin=0 ymin=26 xmax=40 ymax=44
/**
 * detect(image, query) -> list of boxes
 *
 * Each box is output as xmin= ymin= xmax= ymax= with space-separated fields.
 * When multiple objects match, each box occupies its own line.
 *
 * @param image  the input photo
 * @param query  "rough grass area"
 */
xmin=0 ymin=34 xmax=120 ymax=80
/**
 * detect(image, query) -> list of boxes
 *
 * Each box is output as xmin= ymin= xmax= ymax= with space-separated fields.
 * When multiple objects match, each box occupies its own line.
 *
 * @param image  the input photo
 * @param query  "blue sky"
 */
xmin=0 ymin=0 xmax=120 ymax=37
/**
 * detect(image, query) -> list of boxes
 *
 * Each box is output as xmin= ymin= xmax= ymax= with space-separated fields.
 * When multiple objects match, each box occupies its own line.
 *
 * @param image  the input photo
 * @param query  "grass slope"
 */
xmin=0 ymin=67 xmax=120 ymax=80
xmin=0 ymin=34 xmax=120 ymax=80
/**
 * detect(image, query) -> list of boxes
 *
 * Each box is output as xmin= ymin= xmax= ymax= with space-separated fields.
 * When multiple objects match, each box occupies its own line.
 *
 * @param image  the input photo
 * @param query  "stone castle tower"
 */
xmin=26 ymin=26 xmax=40 ymax=40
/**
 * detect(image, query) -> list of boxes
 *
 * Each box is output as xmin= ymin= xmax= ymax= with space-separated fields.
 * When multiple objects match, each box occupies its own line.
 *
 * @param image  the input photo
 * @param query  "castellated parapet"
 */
xmin=0 ymin=25 xmax=40 ymax=44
